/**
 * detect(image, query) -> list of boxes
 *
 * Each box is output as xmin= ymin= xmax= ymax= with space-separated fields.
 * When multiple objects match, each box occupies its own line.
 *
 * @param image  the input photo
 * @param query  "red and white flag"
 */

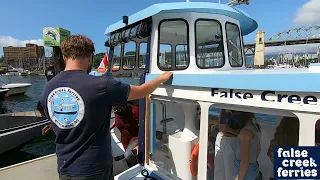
xmin=97 ymin=50 xmax=109 ymax=73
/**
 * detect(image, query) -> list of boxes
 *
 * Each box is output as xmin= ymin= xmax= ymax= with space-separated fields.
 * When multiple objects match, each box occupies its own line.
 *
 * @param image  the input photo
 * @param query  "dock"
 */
xmin=0 ymin=154 xmax=58 ymax=180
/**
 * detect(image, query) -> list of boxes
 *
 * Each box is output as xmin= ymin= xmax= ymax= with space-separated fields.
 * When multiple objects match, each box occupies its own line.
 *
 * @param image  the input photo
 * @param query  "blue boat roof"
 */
xmin=105 ymin=2 xmax=258 ymax=36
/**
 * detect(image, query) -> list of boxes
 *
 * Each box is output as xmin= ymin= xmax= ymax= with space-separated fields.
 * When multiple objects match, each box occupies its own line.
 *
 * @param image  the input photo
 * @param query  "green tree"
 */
xmin=264 ymin=59 xmax=275 ymax=68
xmin=125 ymin=51 xmax=135 ymax=56
xmin=93 ymin=53 xmax=105 ymax=68
xmin=0 ymin=55 xmax=4 ymax=62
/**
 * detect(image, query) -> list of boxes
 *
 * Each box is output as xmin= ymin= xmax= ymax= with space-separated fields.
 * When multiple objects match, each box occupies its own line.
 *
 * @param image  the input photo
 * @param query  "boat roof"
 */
xmin=104 ymin=2 xmax=258 ymax=36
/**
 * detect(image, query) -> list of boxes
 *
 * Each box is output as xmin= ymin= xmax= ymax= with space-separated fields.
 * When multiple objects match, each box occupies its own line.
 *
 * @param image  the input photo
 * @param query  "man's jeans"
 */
xmin=59 ymin=164 xmax=114 ymax=180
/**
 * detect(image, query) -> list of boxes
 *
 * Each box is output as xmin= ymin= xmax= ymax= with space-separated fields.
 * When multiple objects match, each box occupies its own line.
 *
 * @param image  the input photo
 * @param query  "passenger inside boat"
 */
xmin=204 ymin=108 xmax=277 ymax=180
xmin=233 ymin=111 xmax=262 ymax=180
xmin=110 ymin=102 xmax=139 ymax=167
xmin=214 ymin=109 xmax=240 ymax=180
xmin=267 ymin=117 xmax=320 ymax=164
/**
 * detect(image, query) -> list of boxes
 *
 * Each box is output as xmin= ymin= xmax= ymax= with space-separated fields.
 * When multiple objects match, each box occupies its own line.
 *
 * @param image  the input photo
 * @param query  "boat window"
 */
xmin=175 ymin=45 xmax=188 ymax=69
xmin=195 ymin=19 xmax=224 ymax=68
xmin=202 ymin=106 xmax=300 ymax=180
xmin=159 ymin=44 xmax=172 ymax=69
xmin=158 ymin=19 xmax=189 ymax=70
xmin=139 ymin=42 xmax=147 ymax=69
xmin=226 ymin=22 xmax=243 ymax=67
xmin=123 ymin=42 xmax=136 ymax=70
xmin=112 ymin=45 xmax=121 ymax=71
xmin=149 ymin=101 xmax=185 ymax=179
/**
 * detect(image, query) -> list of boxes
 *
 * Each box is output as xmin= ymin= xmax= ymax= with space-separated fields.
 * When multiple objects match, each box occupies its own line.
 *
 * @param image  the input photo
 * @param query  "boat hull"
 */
xmin=0 ymin=111 xmax=48 ymax=155
xmin=1 ymin=83 xmax=32 ymax=96
xmin=0 ymin=120 xmax=49 ymax=155
xmin=19 ymin=72 xmax=28 ymax=76
xmin=5 ymin=72 xmax=19 ymax=76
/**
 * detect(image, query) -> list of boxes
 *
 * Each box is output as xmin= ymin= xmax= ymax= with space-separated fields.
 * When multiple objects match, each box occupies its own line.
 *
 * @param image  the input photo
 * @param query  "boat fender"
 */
xmin=189 ymin=142 xmax=214 ymax=176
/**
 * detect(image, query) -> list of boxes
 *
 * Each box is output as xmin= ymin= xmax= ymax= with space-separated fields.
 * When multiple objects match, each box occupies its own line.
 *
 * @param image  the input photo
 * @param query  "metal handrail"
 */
xmin=227 ymin=0 xmax=250 ymax=6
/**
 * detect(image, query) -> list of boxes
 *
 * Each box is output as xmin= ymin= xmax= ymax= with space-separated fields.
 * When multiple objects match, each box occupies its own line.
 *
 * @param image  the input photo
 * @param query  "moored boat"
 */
xmin=1 ymin=83 xmax=32 ymax=96
xmin=0 ymin=111 xmax=49 ymax=155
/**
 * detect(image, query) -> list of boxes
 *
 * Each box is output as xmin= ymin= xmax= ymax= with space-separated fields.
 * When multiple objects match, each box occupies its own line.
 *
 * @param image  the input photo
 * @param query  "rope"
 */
xmin=141 ymin=169 xmax=158 ymax=180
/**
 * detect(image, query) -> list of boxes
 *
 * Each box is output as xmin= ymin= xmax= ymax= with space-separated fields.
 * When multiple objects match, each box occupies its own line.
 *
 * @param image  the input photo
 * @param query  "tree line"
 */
xmin=93 ymin=51 xmax=136 ymax=69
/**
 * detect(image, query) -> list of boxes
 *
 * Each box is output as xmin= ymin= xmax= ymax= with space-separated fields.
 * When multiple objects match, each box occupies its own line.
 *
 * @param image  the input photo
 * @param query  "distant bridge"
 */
xmin=244 ymin=25 xmax=320 ymax=55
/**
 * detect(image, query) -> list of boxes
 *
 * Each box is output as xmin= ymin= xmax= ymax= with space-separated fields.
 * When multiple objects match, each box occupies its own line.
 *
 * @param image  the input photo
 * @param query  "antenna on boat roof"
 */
xmin=123 ymin=16 xmax=129 ymax=26
xmin=227 ymin=0 xmax=250 ymax=6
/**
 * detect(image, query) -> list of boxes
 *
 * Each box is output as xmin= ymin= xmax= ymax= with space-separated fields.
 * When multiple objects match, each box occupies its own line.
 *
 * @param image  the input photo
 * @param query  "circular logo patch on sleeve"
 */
xmin=47 ymin=87 xmax=85 ymax=129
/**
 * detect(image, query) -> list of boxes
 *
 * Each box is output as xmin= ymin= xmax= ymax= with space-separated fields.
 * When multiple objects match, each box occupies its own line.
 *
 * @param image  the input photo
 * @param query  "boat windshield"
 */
xmin=123 ymin=41 xmax=136 ymax=70
xmin=226 ymin=22 xmax=243 ymax=67
xmin=112 ymin=46 xmax=121 ymax=71
xmin=195 ymin=20 xmax=224 ymax=68
xmin=158 ymin=19 xmax=189 ymax=71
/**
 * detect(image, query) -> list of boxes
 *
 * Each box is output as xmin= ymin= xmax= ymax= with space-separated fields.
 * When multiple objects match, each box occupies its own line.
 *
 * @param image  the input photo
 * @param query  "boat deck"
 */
xmin=0 ymin=154 xmax=58 ymax=180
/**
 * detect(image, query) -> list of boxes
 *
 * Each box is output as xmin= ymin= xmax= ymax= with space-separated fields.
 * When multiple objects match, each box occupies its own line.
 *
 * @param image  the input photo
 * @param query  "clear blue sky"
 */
xmin=0 ymin=0 xmax=314 ymax=55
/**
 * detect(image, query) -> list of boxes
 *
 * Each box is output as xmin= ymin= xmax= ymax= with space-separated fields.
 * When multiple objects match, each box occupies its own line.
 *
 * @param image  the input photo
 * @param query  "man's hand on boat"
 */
xmin=42 ymin=124 xmax=52 ymax=135
xmin=127 ymin=72 xmax=173 ymax=100
xmin=156 ymin=72 xmax=173 ymax=83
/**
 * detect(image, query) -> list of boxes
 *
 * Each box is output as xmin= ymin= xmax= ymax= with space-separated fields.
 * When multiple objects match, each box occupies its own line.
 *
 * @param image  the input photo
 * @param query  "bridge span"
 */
xmin=244 ymin=25 xmax=320 ymax=56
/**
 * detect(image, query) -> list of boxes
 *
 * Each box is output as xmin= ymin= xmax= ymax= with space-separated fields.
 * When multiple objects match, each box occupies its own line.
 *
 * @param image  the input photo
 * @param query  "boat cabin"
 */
xmin=104 ymin=2 xmax=320 ymax=180
xmin=104 ymin=2 xmax=258 ymax=76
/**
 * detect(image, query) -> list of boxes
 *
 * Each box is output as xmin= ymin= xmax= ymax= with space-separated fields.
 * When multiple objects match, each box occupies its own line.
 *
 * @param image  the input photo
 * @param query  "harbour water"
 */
xmin=0 ymin=75 xmax=281 ymax=169
xmin=0 ymin=75 xmax=55 ymax=168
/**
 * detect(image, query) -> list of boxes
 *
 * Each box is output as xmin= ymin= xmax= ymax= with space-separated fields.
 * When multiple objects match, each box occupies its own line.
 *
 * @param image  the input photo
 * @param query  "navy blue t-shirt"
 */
xmin=40 ymin=70 xmax=130 ymax=176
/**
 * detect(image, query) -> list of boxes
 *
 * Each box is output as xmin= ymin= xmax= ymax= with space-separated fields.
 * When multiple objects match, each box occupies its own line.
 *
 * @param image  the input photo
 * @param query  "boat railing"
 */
xmin=226 ymin=0 xmax=250 ymax=6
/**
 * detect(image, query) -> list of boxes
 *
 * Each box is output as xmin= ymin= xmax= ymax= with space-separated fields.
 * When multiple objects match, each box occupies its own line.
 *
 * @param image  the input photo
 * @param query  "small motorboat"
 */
xmin=5 ymin=70 xmax=19 ymax=76
xmin=1 ymin=83 xmax=32 ymax=96
xmin=0 ymin=110 xmax=49 ymax=155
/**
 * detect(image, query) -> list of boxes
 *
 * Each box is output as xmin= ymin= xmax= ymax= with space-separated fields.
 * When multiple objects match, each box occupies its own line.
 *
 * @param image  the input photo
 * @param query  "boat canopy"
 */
xmin=104 ymin=2 xmax=258 ymax=36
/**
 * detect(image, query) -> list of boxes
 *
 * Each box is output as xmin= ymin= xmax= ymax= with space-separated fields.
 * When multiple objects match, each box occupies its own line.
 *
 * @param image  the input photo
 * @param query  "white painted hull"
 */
xmin=5 ymin=72 xmax=19 ymax=76
xmin=1 ymin=83 xmax=32 ymax=95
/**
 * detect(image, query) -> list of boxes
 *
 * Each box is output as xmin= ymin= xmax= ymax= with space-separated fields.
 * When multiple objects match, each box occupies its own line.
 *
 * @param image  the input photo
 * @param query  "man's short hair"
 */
xmin=61 ymin=35 xmax=95 ymax=59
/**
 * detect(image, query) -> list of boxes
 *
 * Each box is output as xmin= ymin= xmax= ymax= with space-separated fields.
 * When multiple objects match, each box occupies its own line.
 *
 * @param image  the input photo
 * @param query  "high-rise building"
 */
xmin=3 ymin=43 xmax=45 ymax=71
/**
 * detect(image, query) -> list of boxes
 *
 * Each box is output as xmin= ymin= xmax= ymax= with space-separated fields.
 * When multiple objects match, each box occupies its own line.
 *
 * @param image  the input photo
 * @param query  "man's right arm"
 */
xmin=127 ymin=81 xmax=161 ymax=101
xmin=105 ymin=72 xmax=173 ymax=104
xmin=127 ymin=72 xmax=173 ymax=101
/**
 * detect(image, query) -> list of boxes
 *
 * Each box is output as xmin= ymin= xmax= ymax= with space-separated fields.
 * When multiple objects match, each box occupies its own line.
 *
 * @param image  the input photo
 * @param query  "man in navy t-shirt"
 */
xmin=40 ymin=35 xmax=172 ymax=180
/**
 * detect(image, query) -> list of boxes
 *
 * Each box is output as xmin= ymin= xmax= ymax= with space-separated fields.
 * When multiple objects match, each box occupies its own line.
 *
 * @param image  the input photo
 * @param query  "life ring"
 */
xmin=190 ymin=142 xmax=214 ymax=176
